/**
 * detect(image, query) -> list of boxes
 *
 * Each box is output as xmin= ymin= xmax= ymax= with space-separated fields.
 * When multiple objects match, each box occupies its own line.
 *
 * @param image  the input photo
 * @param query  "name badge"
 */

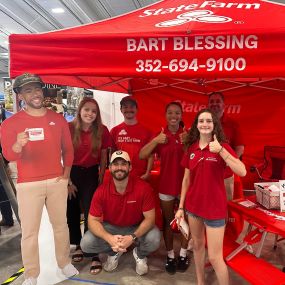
xmin=25 ymin=128 xmax=45 ymax=141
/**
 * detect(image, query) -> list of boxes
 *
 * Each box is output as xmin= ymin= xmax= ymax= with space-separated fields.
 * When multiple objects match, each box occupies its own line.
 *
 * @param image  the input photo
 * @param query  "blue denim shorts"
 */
xmin=186 ymin=210 xmax=225 ymax=228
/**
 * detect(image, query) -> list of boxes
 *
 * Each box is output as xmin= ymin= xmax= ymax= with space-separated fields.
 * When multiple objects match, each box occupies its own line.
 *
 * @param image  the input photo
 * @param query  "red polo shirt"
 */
xmin=89 ymin=174 xmax=155 ymax=227
xmin=221 ymin=115 xmax=244 ymax=178
xmin=110 ymin=122 xmax=152 ymax=176
xmin=69 ymin=124 xmax=112 ymax=168
xmin=154 ymin=126 xmax=185 ymax=196
xmin=181 ymin=141 xmax=236 ymax=220
xmin=221 ymin=115 xmax=244 ymax=148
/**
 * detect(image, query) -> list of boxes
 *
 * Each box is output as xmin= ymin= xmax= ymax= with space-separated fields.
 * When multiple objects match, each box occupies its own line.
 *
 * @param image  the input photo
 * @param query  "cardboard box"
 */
xmin=254 ymin=182 xmax=280 ymax=209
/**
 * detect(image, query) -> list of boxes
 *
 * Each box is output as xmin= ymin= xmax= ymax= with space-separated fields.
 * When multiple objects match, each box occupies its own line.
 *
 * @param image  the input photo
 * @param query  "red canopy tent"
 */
xmin=9 ymin=0 xmax=285 ymax=89
xmin=8 ymin=0 xmax=285 ymax=188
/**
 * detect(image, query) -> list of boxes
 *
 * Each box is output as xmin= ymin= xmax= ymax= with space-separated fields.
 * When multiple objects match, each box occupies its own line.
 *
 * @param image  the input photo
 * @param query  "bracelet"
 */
xmin=68 ymin=181 xmax=73 ymax=186
xmin=218 ymin=146 xmax=223 ymax=154
xmin=178 ymin=207 xmax=184 ymax=211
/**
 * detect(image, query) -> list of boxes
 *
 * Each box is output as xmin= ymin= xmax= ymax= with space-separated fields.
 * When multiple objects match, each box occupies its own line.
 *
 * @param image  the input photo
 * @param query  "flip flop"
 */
xmin=90 ymin=256 xmax=102 ymax=275
xmin=72 ymin=246 xmax=84 ymax=263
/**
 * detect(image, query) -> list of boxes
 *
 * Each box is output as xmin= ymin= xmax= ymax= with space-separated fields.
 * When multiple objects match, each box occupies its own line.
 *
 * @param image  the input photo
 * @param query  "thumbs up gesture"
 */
xmin=154 ymin=127 xmax=167 ymax=144
xmin=209 ymin=134 xmax=222 ymax=153
xmin=179 ymin=126 xmax=188 ymax=144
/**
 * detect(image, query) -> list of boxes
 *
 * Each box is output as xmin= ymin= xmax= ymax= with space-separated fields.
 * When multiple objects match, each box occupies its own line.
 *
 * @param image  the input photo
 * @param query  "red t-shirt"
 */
xmin=154 ymin=126 xmax=185 ymax=196
xmin=89 ymin=174 xmax=155 ymax=227
xmin=181 ymin=141 xmax=236 ymax=220
xmin=1 ymin=109 xmax=73 ymax=183
xmin=221 ymin=115 xmax=244 ymax=178
xmin=221 ymin=115 xmax=244 ymax=148
xmin=69 ymin=123 xmax=111 ymax=167
xmin=110 ymin=122 xmax=152 ymax=176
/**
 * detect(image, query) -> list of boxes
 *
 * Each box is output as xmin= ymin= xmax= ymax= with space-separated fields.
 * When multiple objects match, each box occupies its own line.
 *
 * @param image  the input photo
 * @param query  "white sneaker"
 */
xmin=62 ymin=263 xmax=79 ymax=277
xmin=103 ymin=252 xmax=123 ymax=272
xmin=22 ymin=278 xmax=37 ymax=285
xmin=133 ymin=247 xmax=148 ymax=276
xmin=187 ymin=238 xmax=194 ymax=251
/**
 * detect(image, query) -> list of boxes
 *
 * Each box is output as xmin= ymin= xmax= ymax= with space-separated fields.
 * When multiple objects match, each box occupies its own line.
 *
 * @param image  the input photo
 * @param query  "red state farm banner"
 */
xmin=9 ymin=0 xmax=285 ymax=88
xmin=133 ymin=85 xmax=285 ymax=189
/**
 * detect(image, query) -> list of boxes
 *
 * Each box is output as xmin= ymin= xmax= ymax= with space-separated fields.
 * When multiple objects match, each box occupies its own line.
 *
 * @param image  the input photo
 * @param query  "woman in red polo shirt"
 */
xmin=67 ymin=97 xmax=111 ymax=274
xmin=176 ymin=109 xmax=246 ymax=285
xmin=140 ymin=102 xmax=189 ymax=275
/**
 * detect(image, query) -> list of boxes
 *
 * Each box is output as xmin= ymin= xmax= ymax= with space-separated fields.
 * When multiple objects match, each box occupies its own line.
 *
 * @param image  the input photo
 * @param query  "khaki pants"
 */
xmin=16 ymin=178 xmax=70 ymax=278
xmin=224 ymin=175 xmax=234 ymax=201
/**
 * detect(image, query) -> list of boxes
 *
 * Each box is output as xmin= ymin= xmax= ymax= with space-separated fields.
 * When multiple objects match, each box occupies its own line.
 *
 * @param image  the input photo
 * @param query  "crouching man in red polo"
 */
xmin=80 ymin=150 xmax=161 ymax=276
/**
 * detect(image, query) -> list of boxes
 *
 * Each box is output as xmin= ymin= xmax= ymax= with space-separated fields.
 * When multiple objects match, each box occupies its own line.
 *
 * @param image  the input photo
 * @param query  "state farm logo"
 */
xmin=155 ymin=10 xmax=232 ymax=27
xmin=119 ymin=129 xmax=127 ymax=135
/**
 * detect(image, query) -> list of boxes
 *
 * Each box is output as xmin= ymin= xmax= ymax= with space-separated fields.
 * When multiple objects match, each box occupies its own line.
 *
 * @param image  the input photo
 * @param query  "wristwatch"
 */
xmin=131 ymin=233 xmax=137 ymax=242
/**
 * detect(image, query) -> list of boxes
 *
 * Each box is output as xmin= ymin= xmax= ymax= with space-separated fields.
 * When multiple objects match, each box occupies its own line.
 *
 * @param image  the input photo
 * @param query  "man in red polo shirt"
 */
xmin=110 ymin=96 xmax=153 ymax=180
xmin=208 ymin=92 xmax=244 ymax=200
xmin=80 ymin=150 xmax=160 ymax=276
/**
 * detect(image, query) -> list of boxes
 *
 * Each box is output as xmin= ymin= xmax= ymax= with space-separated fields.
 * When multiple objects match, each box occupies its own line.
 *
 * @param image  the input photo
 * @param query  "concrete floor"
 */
xmin=0 ymin=222 xmax=248 ymax=285
xmin=3 ymin=217 xmax=285 ymax=285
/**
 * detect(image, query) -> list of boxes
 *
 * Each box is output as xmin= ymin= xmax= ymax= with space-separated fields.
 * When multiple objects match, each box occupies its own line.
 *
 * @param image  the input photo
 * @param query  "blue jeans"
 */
xmin=0 ymin=183 xmax=13 ymax=224
xmin=81 ymin=222 xmax=161 ymax=259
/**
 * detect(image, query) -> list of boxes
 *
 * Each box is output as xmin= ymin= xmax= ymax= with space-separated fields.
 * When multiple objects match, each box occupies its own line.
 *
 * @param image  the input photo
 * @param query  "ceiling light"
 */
xmin=51 ymin=8 xmax=65 ymax=14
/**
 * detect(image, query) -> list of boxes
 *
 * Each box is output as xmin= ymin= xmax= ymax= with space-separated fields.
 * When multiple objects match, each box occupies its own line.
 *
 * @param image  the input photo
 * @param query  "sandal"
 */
xmin=176 ymin=255 xmax=190 ymax=272
xmin=165 ymin=256 xmax=176 ymax=275
xmin=72 ymin=246 xmax=84 ymax=263
xmin=90 ymin=255 xmax=102 ymax=275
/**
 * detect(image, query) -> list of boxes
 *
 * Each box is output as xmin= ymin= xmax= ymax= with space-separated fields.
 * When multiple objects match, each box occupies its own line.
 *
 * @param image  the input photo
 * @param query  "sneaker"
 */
xmin=165 ymin=256 xmax=176 ymax=275
xmin=22 ymin=278 xmax=37 ymax=285
xmin=176 ymin=255 xmax=190 ymax=272
xmin=187 ymin=238 xmax=194 ymax=251
xmin=62 ymin=263 xmax=79 ymax=277
xmin=133 ymin=247 xmax=148 ymax=276
xmin=103 ymin=252 xmax=123 ymax=272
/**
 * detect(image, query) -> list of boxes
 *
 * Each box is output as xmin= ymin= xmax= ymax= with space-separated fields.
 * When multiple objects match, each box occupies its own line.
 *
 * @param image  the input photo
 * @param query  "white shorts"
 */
xmin=159 ymin=193 xmax=177 ymax=201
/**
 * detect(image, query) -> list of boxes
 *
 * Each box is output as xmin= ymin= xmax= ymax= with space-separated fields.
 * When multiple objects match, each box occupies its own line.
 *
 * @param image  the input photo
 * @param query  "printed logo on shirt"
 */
xmin=119 ymin=129 xmax=127 ymax=135
xmin=190 ymin=153 xmax=195 ymax=159
xmin=127 ymin=200 xmax=137 ymax=204
xmin=206 ymin=157 xmax=218 ymax=162
xmin=118 ymin=137 xmax=141 ymax=143
xmin=49 ymin=121 xmax=55 ymax=125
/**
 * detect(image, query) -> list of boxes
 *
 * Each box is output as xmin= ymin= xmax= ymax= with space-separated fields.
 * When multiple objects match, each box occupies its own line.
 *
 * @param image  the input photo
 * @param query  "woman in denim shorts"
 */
xmin=175 ymin=109 xmax=246 ymax=285
xmin=140 ymin=102 xmax=189 ymax=274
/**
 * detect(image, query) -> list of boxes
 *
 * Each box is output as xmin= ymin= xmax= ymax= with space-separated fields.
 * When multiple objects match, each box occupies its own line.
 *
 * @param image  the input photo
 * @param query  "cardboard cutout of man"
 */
xmin=1 ymin=73 xmax=78 ymax=285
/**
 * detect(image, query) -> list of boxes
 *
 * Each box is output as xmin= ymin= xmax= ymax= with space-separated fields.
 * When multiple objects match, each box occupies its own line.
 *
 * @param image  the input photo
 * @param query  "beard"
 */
xmin=111 ymin=170 xmax=129 ymax=181
xmin=27 ymin=102 xmax=43 ymax=109
xmin=26 ymin=98 xmax=44 ymax=109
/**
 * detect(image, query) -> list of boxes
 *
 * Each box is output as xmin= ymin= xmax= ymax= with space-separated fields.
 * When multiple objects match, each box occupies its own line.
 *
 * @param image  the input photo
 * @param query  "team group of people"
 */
xmin=0 ymin=72 xmax=246 ymax=285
